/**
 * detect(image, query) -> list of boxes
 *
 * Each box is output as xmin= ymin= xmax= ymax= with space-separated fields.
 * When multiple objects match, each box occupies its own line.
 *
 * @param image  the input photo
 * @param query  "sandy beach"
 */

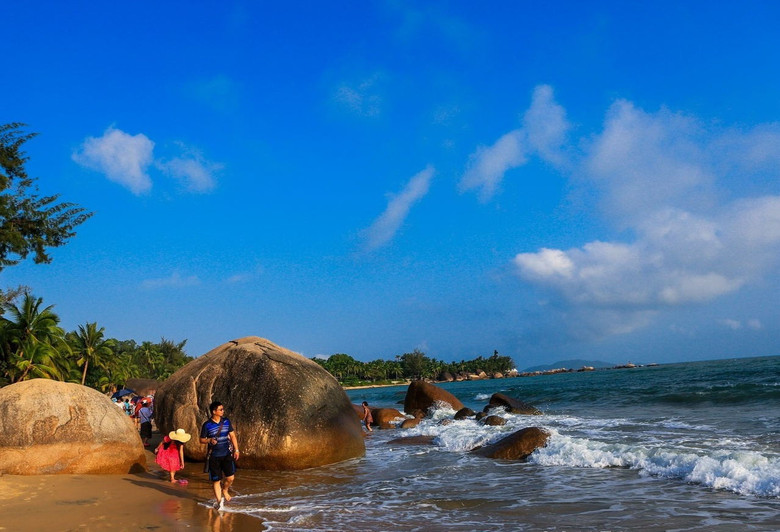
xmin=0 ymin=430 xmax=260 ymax=532
xmin=342 ymin=380 xmax=410 ymax=390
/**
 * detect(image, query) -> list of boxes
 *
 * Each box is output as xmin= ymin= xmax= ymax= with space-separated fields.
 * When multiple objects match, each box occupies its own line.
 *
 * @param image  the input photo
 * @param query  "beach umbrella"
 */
xmin=111 ymin=389 xmax=135 ymax=400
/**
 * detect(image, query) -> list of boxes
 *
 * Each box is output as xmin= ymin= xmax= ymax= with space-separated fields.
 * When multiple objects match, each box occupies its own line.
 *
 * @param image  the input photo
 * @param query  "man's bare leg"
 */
xmin=222 ymin=474 xmax=234 ymax=502
xmin=212 ymin=480 xmax=223 ymax=508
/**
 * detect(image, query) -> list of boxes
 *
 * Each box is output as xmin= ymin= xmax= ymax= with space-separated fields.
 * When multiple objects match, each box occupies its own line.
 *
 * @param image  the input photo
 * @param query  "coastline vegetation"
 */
xmin=0 ymin=292 xmax=193 ymax=390
xmin=312 ymin=349 xmax=515 ymax=387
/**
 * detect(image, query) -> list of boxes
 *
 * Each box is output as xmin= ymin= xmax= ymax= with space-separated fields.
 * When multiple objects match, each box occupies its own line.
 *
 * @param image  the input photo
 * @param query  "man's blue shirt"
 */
xmin=200 ymin=417 xmax=234 ymax=457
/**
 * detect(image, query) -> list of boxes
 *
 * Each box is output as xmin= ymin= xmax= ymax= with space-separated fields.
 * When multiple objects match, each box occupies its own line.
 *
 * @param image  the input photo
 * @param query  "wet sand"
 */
xmin=0 ymin=430 xmax=262 ymax=531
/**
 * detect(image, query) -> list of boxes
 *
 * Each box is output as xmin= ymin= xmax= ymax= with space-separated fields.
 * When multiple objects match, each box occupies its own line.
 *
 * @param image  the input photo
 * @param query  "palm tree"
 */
xmin=0 ymin=294 xmax=67 ymax=382
xmin=70 ymin=322 xmax=115 ymax=386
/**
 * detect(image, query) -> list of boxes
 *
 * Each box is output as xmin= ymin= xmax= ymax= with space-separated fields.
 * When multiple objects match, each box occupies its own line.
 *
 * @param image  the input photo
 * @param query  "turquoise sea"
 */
xmin=219 ymin=356 xmax=780 ymax=531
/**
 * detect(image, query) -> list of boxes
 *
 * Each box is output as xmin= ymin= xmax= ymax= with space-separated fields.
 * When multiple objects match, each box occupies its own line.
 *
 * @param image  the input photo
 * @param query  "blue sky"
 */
xmin=2 ymin=2 xmax=780 ymax=367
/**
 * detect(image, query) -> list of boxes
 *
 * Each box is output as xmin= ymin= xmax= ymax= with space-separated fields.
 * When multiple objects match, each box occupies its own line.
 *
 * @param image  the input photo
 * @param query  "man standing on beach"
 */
xmin=199 ymin=401 xmax=240 ymax=510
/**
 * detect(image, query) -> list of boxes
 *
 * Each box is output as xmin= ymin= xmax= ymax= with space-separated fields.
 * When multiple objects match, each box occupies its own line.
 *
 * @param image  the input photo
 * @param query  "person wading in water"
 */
xmin=199 ymin=401 xmax=240 ymax=509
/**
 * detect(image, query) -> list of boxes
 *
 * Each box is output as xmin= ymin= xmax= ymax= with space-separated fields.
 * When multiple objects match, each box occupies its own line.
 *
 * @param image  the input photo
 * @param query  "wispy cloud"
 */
xmin=72 ymin=126 xmax=155 ymax=195
xmin=718 ymin=318 xmax=763 ymax=330
xmin=74 ymin=127 xmax=221 ymax=195
xmin=141 ymin=271 xmax=200 ymax=289
xmin=459 ymin=129 xmax=526 ymax=201
xmin=334 ymin=73 xmax=385 ymax=117
xmin=505 ymin=93 xmax=780 ymax=342
xmin=361 ymin=165 xmax=435 ymax=251
xmin=223 ymin=264 xmax=264 ymax=284
xmin=459 ymin=85 xmax=569 ymax=201
xmin=157 ymin=143 xmax=221 ymax=193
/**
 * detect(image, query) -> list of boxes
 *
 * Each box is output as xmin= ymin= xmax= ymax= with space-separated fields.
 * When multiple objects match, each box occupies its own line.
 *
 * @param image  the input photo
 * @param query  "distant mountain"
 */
xmin=523 ymin=359 xmax=614 ymax=372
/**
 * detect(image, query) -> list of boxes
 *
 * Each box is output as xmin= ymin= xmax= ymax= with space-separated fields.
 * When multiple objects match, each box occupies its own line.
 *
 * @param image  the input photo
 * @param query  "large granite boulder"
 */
xmin=372 ymin=407 xmax=404 ymax=429
xmin=404 ymin=380 xmax=464 ymax=414
xmin=472 ymin=427 xmax=549 ymax=460
xmin=0 ymin=379 xmax=145 ymax=475
xmin=154 ymin=336 xmax=365 ymax=470
xmin=487 ymin=393 xmax=542 ymax=415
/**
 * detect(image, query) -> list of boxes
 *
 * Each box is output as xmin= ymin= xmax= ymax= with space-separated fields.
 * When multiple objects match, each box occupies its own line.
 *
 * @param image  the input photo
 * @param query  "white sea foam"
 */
xmin=531 ymin=431 xmax=780 ymax=497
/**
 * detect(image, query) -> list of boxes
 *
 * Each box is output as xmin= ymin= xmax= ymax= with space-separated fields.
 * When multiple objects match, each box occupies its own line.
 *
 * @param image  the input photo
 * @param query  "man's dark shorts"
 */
xmin=208 ymin=454 xmax=236 ymax=482
xmin=140 ymin=421 xmax=152 ymax=439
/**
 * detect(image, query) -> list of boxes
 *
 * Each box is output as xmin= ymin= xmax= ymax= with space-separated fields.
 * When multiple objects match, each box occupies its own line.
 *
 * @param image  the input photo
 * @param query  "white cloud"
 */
xmin=514 ymin=248 xmax=574 ymax=280
xmin=719 ymin=318 xmax=742 ymax=330
xmin=158 ymin=144 xmax=221 ymax=193
xmin=459 ymin=130 xmax=526 ymax=201
xmin=504 ymin=92 xmax=780 ymax=341
xmin=719 ymin=318 xmax=764 ymax=331
xmin=72 ymin=127 xmax=154 ymax=195
xmin=141 ymin=271 xmax=200 ymax=289
xmin=584 ymin=101 xmax=716 ymax=226
xmin=334 ymin=73 xmax=384 ymax=117
xmin=361 ymin=166 xmax=435 ymax=251
xmin=223 ymin=265 xmax=263 ymax=284
xmin=74 ymin=127 xmax=222 ymax=195
xmin=522 ymin=84 xmax=570 ymax=167
xmin=459 ymin=85 xmax=570 ymax=201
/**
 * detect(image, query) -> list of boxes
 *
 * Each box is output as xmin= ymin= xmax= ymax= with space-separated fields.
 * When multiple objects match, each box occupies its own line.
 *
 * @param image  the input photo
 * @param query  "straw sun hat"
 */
xmin=168 ymin=428 xmax=192 ymax=443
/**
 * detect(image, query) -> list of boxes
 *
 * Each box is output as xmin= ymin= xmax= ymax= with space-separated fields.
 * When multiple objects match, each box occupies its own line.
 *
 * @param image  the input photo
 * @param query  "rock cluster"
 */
xmin=361 ymin=380 xmax=549 ymax=461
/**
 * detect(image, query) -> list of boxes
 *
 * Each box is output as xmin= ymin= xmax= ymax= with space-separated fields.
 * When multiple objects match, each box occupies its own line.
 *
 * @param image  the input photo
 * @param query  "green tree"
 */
xmin=400 ymin=349 xmax=429 ymax=379
xmin=0 ymin=123 xmax=92 ymax=270
xmin=0 ymin=293 xmax=68 ymax=382
xmin=68 ymin=322 xmax=116 ymax=386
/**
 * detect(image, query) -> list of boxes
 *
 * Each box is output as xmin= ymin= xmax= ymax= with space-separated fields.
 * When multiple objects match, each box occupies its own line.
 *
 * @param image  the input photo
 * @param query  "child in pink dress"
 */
xmin=155 ymin=428 xmax=191 ymax=483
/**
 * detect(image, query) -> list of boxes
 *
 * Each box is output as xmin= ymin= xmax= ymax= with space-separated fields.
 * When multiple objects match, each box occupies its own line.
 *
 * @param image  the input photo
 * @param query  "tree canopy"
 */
xmin=313 ymin=348 xmax=515 ymax=386
xmin=0 ymin=293 xmax=193 ymax=390
xmin=0 ymin=123 xmax=92 ymax=272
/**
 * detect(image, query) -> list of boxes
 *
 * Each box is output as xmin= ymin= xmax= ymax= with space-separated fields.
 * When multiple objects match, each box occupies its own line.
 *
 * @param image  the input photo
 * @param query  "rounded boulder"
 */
xmin=404 ymin=380 xmax=464 ymax=414
xmin=488 ymin=393 xmax=542 ymax=415
xmin=0 ymin=379 xmax=146 ymax=475
xmin=472 ymin=427 xmax=550 ymax=460
xmin=154 ymin=336 xmax=365 ymax=470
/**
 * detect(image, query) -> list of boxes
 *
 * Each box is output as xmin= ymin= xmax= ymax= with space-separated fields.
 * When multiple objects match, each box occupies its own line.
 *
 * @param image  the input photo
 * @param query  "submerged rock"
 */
xmin=154 ymin=336 xmax=365 ymax=470
xmin=0 ymin=379 xmax=145 ymax=475
xmin=387 ymin=435 xmax=436 ymax=446
xmin=454 ymin=407 xmax=476 ymax=420
xmin=404 ymin=380 xmax=464 ymax=414
xmin=400 ymin=417 xmax=421 ymax=429
xmin=372 ymin=407 xmax=404 ymax=429
xmin=488 ymin=393 xmax=542 ymax=415
xmin=472 ymin=427 xmax=549 ymax=460
xmin=482 ymin=415 xmax=507 ymax=426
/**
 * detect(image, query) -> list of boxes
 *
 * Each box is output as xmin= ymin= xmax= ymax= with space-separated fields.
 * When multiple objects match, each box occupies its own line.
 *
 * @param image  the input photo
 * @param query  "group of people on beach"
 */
xmin=148 ymin=400 xmax=240 ymax=510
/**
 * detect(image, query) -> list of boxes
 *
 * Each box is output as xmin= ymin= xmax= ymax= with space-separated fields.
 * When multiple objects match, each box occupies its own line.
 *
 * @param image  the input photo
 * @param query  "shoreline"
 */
xmin=342 ymin=380 xmax=410 ymax=390
xmin=0 ymin=428 xmax=260 ymax=531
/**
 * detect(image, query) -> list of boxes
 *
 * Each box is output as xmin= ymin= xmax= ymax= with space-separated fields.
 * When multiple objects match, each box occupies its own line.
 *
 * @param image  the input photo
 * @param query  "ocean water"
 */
xmin=216 ymin=356 xmax=780 ymax=531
